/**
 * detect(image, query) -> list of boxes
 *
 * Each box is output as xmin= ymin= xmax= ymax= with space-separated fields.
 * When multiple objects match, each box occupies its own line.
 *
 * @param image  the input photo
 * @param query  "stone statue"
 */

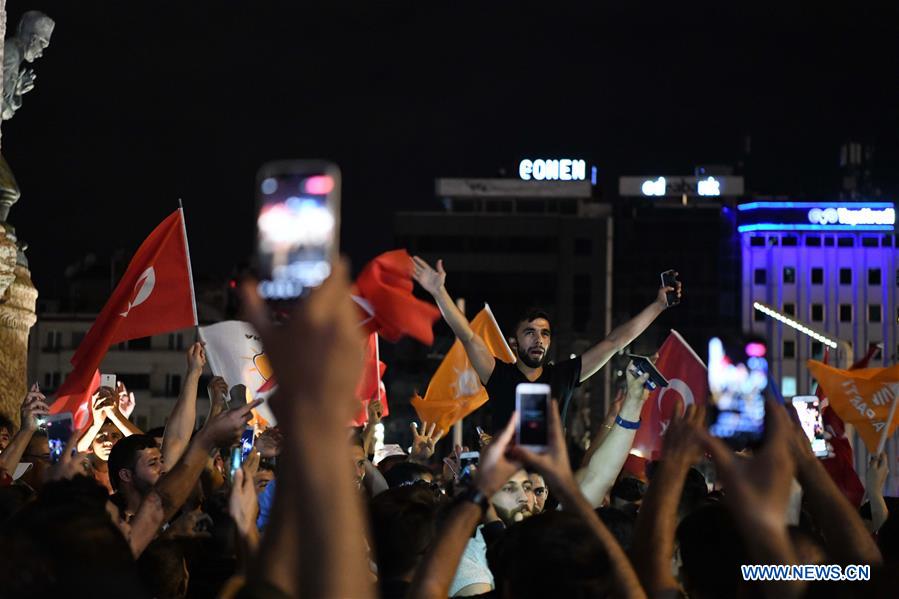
xmin=0 ymin=11 xmax=49 ymax=422
xmin=2 ymin=11 xmax=54 ymax=121
xmin=0 ymin=11 xmax=54 ymax=223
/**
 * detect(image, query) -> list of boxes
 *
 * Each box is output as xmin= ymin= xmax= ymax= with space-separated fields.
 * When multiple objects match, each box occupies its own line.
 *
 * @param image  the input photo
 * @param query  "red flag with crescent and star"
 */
xmin=631 ymin=330 xmax=708 ymax=462
xmin=53 ymin=209 xmax=197 ymax=401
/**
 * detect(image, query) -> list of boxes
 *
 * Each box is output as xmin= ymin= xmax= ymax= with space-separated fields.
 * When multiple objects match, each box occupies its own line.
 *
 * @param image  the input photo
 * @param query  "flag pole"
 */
xmin=453 ymin=297 xmax=466 ymax=448
xmin=876 ymin=392 xmax=899 ymax=456
xmin=177 ymin=199 xmax=200 ymax=342
xmin=374 ymin=333 xmax=382 ymax=403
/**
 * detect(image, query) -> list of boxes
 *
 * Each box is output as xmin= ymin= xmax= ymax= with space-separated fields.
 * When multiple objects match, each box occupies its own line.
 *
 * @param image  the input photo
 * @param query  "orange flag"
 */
xmin=807 ymin=360 xmax=899 ymax=453
xmin=411 ymin=305 xmax=515 ymax=433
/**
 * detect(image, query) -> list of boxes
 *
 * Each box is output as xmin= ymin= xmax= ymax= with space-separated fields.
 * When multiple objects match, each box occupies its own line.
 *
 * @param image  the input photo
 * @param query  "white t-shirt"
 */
xmin=449 ymin=525 xmax=495 ymax=597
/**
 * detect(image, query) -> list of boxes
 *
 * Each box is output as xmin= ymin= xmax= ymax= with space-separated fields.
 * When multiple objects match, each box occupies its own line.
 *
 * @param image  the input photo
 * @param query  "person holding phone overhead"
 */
xmin=412 ymin=258 xmax=682 ymax=433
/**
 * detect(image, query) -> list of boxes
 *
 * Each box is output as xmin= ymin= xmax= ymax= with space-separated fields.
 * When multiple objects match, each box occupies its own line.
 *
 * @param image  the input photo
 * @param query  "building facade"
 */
xmin=393 ymin=177 xmax=611 ymax=441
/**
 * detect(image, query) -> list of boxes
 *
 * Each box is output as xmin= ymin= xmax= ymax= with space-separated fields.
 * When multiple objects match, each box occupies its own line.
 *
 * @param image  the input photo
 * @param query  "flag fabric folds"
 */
xmin=54 ymin=209 xmax=197 ymax=400
xmin=353 ymin=249 xmax=441 ymax=346
xmin=807 ymin=359 xmax=899 ymax=455
xmin=352 ymin=333 xmax=389 ymax=427
xmin=411 ymin=305 xmax=515 ymax=434
xmin=631 ymin=330 xmax=708 ymax=461
xmin=199 ymin=320 xmax=277 ymax=426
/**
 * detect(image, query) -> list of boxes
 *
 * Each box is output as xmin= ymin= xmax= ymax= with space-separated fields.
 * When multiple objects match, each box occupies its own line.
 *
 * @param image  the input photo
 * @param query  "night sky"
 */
xmin=5 ymin=2 xmax=899 ymax=301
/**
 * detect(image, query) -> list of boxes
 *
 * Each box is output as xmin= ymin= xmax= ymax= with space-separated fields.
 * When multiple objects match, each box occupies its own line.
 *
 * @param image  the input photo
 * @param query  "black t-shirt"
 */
xmin=483 ymin=356 xmax=582 ymax=433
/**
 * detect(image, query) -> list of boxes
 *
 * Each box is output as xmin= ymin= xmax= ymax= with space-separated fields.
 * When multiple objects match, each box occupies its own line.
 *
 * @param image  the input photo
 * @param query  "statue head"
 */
xmin=17 ymin=11 xmax=55 ymax=63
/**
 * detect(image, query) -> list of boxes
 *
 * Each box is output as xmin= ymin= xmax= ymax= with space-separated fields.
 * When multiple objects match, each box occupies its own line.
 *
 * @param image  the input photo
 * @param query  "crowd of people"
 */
xmin=0 ymin=255 xmax=895 ymax=598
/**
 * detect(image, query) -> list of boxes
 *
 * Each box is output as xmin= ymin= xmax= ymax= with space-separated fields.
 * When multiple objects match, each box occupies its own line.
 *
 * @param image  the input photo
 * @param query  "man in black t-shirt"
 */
xmin=412 ymin=257 xmax=682 ymax=433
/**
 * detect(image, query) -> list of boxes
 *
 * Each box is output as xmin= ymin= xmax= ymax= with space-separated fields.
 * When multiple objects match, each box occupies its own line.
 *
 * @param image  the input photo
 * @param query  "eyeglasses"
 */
xmin=399 ymin=479 xmax=445 ymax=496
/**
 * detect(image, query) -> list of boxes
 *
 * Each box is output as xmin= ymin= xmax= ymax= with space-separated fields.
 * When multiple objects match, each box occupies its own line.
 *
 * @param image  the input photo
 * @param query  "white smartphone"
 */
xmin=100 ymin=374 xmax=117 ymax=389
xmin=792 ymin=395 xmax=828 ymax=458
xmin=515 ymin=383 xmax=551 ymax=452
xmin=255 ymin=160 xmax=341 ymax=302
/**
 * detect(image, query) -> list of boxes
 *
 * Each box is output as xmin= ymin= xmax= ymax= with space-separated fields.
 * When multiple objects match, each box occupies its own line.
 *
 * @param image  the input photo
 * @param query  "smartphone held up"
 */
xmin=515 ymin=383 xmax=550 ymax=452
xmin=707 ymin=337 xmax=768 ymax=450
xmin=255 ymin=160 xmax=341 ymax=302
xmin=792 ymin=395 xmax=828 ymax=458
xmin=43 ymin=412 xmax=74 ymax=464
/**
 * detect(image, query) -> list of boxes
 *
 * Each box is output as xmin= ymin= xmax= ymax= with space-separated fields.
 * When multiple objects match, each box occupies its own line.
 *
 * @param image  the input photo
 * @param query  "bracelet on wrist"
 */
xmin=455 ymin=485 xmax=489 ymax=513
xmin=615 ymin=415 xmax=641 ymax=430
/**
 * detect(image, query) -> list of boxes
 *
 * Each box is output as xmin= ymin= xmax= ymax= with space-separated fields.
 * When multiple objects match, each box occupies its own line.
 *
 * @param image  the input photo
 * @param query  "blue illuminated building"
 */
xmin=737 ymin=201 xmax=897 ymax=398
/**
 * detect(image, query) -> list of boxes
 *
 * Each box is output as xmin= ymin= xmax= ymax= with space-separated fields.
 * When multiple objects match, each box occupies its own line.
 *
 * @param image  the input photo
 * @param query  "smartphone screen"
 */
xmin=792 ymin=396 xmax=827 ymax=457
xmin=46 ymin=414 xmax=74 ymax=463
xmin=707 ymin=337 xmax=768 ymax=450
xmin=100 ymin=374 xmax=116 ymax=389
xmin=256 ymin=161 xmax=340 ymax=301
xmin=626 ymin=355 xmax=669 ymax=390
xmin=516 ymin=385 xmax=550 ymax=448
xmin=459 ymin=451 xmax=479 ymax=482
xmin=661 ymin=270 xmax=680 ymax=306
xmin=239 ymin=428 xmax=255 ymax=463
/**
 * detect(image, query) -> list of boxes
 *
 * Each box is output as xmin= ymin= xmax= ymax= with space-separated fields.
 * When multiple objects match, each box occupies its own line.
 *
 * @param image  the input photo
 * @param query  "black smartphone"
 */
xmin=626 ymin=354 xmax=670 ymax=391
xmin=228 ymin=384 xmax=248 ymax=410
xmin=515 ymin=383 xmax=550 ymax=452
xmin=661 ymin=270 xmax=680 ymax=306
xmin=44 ymin=413 xmax=74 ymax=464
xmin=255 ymin=160 xmax=341 ymax=301
xmin=707 ymin=336 xmax=768 ymax=450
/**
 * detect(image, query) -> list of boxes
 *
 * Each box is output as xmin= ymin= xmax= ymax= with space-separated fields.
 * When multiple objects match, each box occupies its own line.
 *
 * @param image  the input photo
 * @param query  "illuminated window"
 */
xmin=754 ymin=269 xmax=767 ymax=285
xmin=839 ymin=305 xmax=852 ymax=322
xmin=869 ymin=305 xmax=882 ymax=323
xmin=782 ymin=376 xmax=797 ymax=397
xmin=783 ymin=340 xmax=796 ymax=358
xmin=811 ymin=268 xmax=823 ymax=285
xmin=783 ymin=267 xmax=796 ymax=284
xmin=868 ymin=268 xmax=881 ymax=285
xmin=839 ymin=268 xmax=852 ymax=285
xmin=811 ymin=304 xmax=824 ymax=322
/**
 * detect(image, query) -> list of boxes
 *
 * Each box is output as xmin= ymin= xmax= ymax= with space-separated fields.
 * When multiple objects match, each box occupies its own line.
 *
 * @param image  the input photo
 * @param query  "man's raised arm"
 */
xmin=579 ymin=277 xmax=682 ymax=383
xmin=412 ymin=256 xmax=496 ymax=384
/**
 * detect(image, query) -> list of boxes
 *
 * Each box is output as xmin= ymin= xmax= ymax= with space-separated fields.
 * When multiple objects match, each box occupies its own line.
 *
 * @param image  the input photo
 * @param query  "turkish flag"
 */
xmin=352 ymin=333 xmax=389 ymax=426
xmin=353 ymin=249 xmax=440 ymax=346
xmin=49 ymin=370 xmax=100 ymax=429
xmin=632 ymin=330 xmax=708 ymax=461
xmin=55 ymin=209 xmax=197 ymax=398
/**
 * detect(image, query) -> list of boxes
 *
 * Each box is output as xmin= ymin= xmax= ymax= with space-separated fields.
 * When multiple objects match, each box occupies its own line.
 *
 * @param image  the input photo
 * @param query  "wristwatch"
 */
xmin=455 ymin=485 xmax=490 ymax=513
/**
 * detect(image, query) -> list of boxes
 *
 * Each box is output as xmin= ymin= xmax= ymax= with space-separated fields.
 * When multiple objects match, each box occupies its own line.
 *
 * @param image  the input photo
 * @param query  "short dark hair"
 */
xmin=677 ymin=503 xmax=747 ymax=598
xmin=611 ymin=476 xmax=646 ymax=503
xmin=0 ymin=413 xmax=15 ymax=434
xmin=596 ymin=507 xmax=636 ymax=552
xmin=492 ymin=510 xmax=612 ymax=598
xmin=108 ymin=434 xmax=158 ymax=491
xmin=512 ymin=309 xmax=553 ymax=336
xmin=384 ymin=461 xmax=433 ymax=488
xmin=370 ymin=485 xmax=447 ymax=581
xmin=138 ymin=539 xmax=188 ymax=599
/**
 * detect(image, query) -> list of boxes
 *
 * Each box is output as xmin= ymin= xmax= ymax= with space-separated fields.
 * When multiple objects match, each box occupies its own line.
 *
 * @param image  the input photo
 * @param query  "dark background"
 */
xmin=5 ymin=1 xmax=899 ymax=300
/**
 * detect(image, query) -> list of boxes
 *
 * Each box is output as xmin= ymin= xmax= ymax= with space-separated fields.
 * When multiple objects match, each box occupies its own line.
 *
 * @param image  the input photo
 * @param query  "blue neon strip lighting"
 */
xmin=738 ymin=223 xmax=894 ymax=233
xmin=738 ymin=201 xmax=895 ymax=211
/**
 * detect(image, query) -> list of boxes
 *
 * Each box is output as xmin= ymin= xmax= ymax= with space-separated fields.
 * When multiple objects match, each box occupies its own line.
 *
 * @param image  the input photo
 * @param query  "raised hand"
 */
xmin=20 ymin=384 xmax=49 ymax=432
xmin=660 ymin=403 xmax=706 ymax=466
xmin=187 ymin=342 xmax=207 ymax=375
xmin=367 ymin=399 xmax=384 ymax=426
xmin=116 ymin=382 xmax=136 ymax=419
xmin=475 ymin=413 xmax=522 ymax=496
xmin=166 ymin=507 xmax=214 ymax=539
xmin=45 ymin=430 xmax=92 ymax=482
xmin=255 ymin=427 xmax=283 ymax=458
xmin=866 ymin=452 xmax=889 ymax=494
xmin=508 ymin=400 xmax=575 ymax=492
xmin=207 ymin=376 xmax=229 ymax=408
xmin=411 ymin=256 xmax=446 ymax=296
xmin=240 ymin=259 xmax=364 ymax=429
xmin=90 ymin=387 xmax=118 ymax=424
xmin=410 ymin=421 xmax=444 ymax=463
xmin=656 ymin=271 xmax=683 ymax=308
xmin=201 ymin=399 xmax=264 ymax=449
xmin=230 ymin=448 xmax=261 ymax=537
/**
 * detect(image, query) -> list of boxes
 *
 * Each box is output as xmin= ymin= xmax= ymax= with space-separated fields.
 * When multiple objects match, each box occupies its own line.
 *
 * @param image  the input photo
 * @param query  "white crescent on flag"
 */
xmin=120 ymin=267 xmax=156 ymax=317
